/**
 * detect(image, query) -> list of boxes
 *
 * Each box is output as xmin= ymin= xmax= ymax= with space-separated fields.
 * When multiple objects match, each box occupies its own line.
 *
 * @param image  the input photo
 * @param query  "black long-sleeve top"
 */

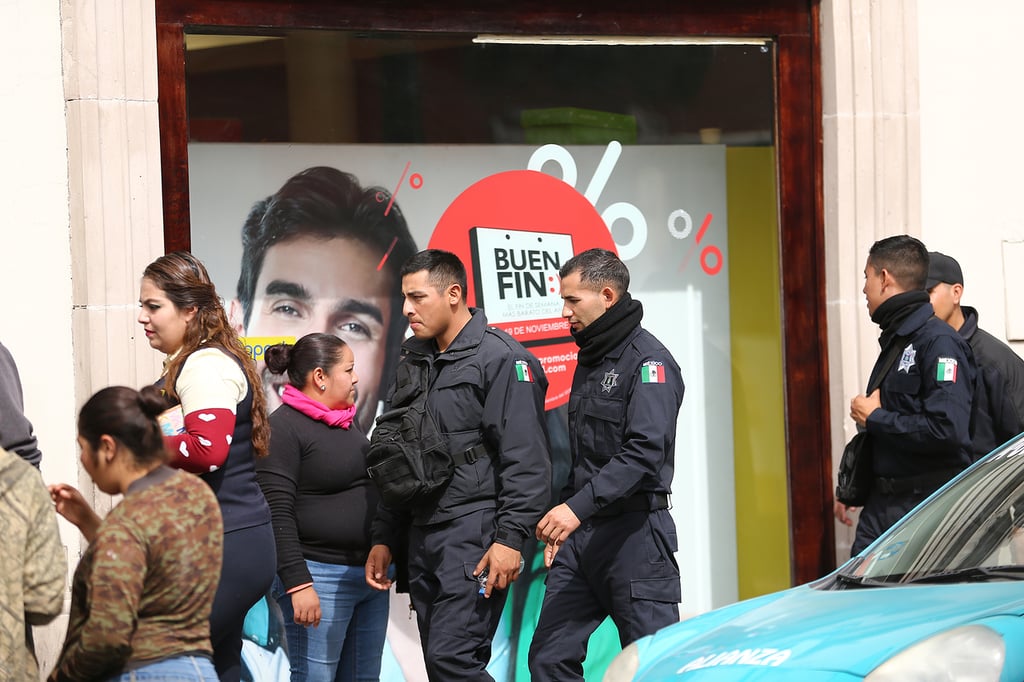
xmin=256 ymin=404 xmax=379 ymax=590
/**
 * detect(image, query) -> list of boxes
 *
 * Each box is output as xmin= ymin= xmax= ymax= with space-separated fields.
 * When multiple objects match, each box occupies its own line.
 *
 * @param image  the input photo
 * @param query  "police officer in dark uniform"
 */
xmin=927 ymin=251 xmax=1024 ymax=461
xmin=839 ymin=235 xmax=975 ymax=555
xmin=529 ymin=248 xmax=684 ymax=681
xmin=365 ymin=249 xmax=551 ymax=682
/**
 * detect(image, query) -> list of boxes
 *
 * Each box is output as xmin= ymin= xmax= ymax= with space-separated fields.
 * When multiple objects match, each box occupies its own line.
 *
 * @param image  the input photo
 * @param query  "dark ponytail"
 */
xmin=78 ymin=385 xmax=170 ymax=466
xmin=265 ymin=333 xmax=349 ymax=389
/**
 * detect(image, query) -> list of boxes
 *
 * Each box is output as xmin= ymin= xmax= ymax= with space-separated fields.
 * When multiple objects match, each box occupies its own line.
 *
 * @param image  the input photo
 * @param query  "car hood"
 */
xmin=635 ymin=582 xmax=1024 ymax=678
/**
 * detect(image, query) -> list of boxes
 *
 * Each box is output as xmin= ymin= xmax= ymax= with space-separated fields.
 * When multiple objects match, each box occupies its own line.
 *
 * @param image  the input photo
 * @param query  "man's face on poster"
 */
xmin=231 ymin=235 xmax=395 ymax=432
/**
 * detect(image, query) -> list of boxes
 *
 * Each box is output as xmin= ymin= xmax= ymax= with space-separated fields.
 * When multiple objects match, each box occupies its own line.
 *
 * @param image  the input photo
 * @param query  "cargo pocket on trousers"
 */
xmin=645 ymin=518 xmax=678 ymax=565
xmin=630 ymin=577 xmax=681 ymax=603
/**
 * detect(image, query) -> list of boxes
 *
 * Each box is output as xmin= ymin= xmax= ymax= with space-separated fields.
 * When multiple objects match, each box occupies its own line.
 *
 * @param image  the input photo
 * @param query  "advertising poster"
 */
xmin=190 ymin=141 xmax=734 ymax=681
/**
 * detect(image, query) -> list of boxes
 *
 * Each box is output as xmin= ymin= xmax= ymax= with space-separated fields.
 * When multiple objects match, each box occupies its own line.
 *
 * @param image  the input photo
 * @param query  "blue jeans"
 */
xmin=273 ymin=560 xmax=392 ymax=681
xmin=107 ymin=655 xmax=218 ymax=681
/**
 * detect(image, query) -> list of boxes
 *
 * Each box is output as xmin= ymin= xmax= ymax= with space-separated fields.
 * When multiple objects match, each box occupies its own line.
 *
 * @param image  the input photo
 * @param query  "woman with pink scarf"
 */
xmin=256 ymin=333 xmax=391 ymax=681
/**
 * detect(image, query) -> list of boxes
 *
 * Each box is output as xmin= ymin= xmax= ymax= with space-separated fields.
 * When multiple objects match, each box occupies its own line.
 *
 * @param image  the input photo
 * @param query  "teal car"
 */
xmin=604 ymin=435 xmax=1024 ymax=681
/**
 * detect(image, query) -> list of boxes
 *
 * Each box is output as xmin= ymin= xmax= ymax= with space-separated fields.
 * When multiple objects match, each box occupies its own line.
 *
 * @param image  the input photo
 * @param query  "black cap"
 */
xmin=926 ymin=251 xmax=964 ymax=289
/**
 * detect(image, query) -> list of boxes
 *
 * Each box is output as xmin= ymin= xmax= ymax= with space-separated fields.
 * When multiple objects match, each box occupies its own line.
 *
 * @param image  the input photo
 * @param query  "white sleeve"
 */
xmin=176 ymin=347 xmax=247 ymax=414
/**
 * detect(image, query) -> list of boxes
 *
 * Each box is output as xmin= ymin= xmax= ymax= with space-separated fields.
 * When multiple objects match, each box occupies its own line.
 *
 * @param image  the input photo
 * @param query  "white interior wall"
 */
xmin=918 ymin=1 xmax=1024 ymax=352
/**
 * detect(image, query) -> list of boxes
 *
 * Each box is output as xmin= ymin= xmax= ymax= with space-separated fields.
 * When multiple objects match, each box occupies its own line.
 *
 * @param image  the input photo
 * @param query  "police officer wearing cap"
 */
xmin=529 ymin=248 xmax=684 ymax=681
xmin=927 ymin=250 xmax=1024 ymax=460
xmin=838 ymin=236 xmax=976 ymax=555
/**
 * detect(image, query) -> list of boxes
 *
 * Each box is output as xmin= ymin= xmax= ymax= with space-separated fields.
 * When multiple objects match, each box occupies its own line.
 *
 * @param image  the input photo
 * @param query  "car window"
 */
xmin=840 ymin=436 xmax=1024 ymax=584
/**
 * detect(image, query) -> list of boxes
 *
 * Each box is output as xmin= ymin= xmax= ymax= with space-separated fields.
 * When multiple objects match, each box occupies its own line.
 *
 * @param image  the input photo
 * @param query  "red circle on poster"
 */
xmin=429 ymin=170 xmax=616 ymax=409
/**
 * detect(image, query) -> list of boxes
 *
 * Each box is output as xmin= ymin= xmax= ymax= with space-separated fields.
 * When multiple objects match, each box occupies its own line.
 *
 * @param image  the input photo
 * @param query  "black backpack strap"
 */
xmin=389 ymin=356 xmax=431 ymax=409
xmin=867 ymin=335 xmax=908 ymax=394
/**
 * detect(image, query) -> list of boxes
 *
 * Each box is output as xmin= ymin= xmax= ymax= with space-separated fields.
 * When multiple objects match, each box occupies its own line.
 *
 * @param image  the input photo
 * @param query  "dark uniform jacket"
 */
xmin=372 ymin=308 xmax=551 ymax=552
xmin=866 ymin=302 xmax=975 ymax=481
xmin=960 ymin=306 xmax=1024 ymax=460
xmin=562 ymin=325 xmax=684 ymax=520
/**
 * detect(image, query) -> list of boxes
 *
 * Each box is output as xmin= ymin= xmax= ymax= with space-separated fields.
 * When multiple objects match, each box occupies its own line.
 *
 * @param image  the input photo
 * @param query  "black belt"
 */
xmin=874 ymin=468 xmax=963 ymax=497
xmin=594 ymin=492 xmax=669 ymax=517
xmin=451 ymin=443 xmax=489 ymax=466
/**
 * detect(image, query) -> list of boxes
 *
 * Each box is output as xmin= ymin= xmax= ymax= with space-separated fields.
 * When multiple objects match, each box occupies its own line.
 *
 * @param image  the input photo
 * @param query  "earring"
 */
xmin=320 ymin=384 xmax=327 ymax=391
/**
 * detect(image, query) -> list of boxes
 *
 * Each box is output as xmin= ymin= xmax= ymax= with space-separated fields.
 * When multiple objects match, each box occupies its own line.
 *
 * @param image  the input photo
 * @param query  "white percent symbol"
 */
xmin=527 ymin=141 xmax=647 ymax=261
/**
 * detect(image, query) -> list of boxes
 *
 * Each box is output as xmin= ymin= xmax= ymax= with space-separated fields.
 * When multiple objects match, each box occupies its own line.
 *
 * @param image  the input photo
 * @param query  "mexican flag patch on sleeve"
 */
xmin=936 ymin=357 xmax=958 ymax=382
xmin=515 ymin=359 xmax=533 ymax=382
xmin=641 ymin=361 xmax=666 ymax=384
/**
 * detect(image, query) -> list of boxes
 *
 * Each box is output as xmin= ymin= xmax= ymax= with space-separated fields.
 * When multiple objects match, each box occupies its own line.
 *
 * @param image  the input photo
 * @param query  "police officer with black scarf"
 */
xmin=529 ymin=248 xmax=684 ymax=682
xmin=839 ymin=235 xmax=976 ymax=555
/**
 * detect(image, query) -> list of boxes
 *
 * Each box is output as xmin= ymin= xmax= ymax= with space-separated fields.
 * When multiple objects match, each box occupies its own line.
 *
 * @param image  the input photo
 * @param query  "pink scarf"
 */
xmin=280 ymin=384 xmax=356 ymax=429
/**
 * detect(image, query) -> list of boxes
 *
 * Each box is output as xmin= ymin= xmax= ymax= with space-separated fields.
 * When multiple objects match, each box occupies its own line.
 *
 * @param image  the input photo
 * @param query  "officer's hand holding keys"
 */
xmin=474 ymin=543 xmax=524 ymax=598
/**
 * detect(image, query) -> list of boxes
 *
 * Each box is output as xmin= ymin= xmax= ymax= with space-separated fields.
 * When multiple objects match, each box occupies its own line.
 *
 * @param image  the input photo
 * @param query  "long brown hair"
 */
xmin=142 ymin=251 xmax=269 ymax=457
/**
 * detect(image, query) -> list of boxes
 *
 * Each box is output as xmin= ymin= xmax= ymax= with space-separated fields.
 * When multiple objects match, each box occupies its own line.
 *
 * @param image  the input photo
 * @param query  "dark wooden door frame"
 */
xmin=155 ymin=0 xmax=832 ymax=584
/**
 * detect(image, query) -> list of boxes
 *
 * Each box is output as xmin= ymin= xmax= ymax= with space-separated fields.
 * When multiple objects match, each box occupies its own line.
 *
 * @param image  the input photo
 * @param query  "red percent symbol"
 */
xmin=376 ymin=161 xmax=424 ymax=216
xmin=679 ymin=213 xmax=723 ymax=276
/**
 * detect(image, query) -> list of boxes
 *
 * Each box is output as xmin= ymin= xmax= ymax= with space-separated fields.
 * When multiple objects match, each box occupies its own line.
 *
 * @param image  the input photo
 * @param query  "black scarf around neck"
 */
xmin=573 ymin=293 xmax=643 ymax=367
xmin=871 ymin=290 xmax=929 ymax=348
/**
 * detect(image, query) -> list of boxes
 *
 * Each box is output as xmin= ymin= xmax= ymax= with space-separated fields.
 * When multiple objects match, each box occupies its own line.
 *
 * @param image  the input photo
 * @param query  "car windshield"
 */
xmin=837 ymin=435 xmax=1024 ymax=585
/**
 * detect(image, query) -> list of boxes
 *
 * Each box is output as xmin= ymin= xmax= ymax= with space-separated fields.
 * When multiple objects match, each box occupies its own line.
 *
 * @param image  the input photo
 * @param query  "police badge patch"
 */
xmin=898 ymin=344 xmax=917 ymax=373
xmin=601 ymin=370 xmax=619 ymax=393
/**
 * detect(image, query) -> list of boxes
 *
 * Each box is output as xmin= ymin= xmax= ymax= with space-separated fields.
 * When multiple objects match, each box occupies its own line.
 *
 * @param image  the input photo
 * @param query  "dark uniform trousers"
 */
xmin=408 ymin=507 xmax=507 ymax=681
xmin=528 ymin=508 xmax=681 ymax=681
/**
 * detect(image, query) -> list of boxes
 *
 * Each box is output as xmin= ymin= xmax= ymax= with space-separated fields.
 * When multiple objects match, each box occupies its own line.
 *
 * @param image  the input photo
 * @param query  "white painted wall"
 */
xmin=918 ymin=1 xmax=1024 ymax=352
xmin=0 ymin=3 xmax=78 ymax=541
xmin=0 ymin=0 xmax=78 ymax=671
xmin=0 ymin=2 xmax=74 ymax=436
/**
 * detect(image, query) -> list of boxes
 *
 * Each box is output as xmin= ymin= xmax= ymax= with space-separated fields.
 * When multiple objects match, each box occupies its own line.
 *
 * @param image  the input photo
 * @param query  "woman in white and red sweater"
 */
xmin=138 ymin=252 xmax=276 ymax=682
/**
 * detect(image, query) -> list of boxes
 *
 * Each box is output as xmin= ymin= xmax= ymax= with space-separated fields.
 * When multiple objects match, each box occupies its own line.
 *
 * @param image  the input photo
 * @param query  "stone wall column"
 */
xmin=820 ymin=0 xmax=921 ymax=560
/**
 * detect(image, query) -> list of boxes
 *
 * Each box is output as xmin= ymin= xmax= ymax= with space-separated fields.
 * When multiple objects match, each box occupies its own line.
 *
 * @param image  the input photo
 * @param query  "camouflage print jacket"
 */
xmin=0 ymin=448 xmax=65 ymax=681
xmin=49 ymin=467 xmax=223 ymax=682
